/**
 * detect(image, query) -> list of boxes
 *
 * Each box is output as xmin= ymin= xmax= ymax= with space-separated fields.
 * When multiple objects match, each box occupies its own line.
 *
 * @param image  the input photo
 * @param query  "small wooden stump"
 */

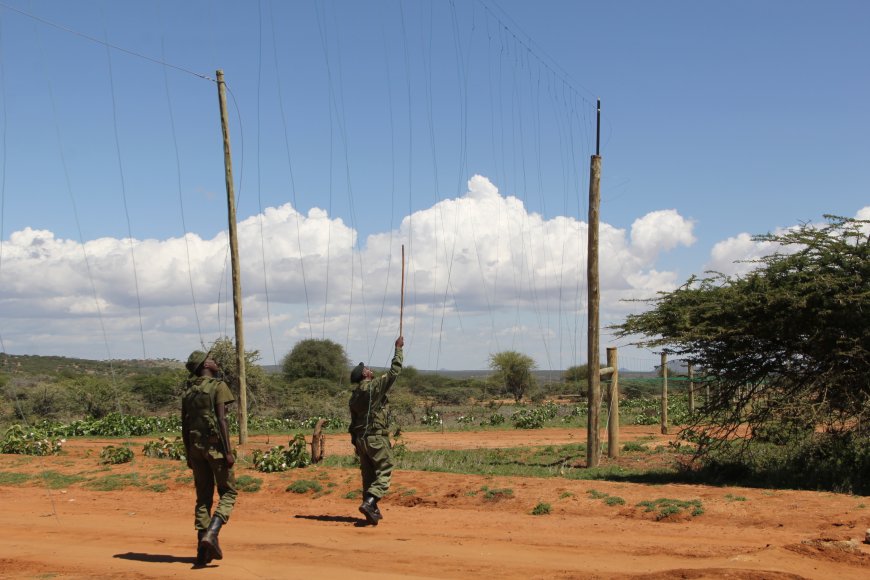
xmin=310 ymin=418 xmax=326 ymax=464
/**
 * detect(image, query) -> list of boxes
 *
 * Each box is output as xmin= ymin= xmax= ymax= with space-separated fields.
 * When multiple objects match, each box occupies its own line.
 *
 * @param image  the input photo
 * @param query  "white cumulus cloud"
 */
xmin=0 ymin=174 xmax=698 ymax=370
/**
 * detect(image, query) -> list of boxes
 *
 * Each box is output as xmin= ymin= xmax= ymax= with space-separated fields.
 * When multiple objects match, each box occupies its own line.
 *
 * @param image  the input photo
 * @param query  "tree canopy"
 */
xmin=282 ymin=338 xmax=349 ymax=384
xmin=488 ymin=351 xmax=536 ymax=402
xmin=615 ymin=216 xmax=869 ymax=490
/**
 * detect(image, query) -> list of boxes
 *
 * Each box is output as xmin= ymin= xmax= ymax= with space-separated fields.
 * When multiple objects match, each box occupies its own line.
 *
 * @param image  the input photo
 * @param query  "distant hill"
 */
xmin=0 ymin=353 xmax=181 ymax=377
xmin=3 ymin=354 xmax=656 ymax=381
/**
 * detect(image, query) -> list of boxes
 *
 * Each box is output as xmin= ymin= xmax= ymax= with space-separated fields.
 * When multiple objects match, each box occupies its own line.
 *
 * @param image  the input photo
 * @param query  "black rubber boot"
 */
xmin=358 ymin=493 xmax=382 ymax=525
xmin=195 ymin=530 xmax=208 ymax=566
xmin=199 ymin=516 xmax=224 ymax=561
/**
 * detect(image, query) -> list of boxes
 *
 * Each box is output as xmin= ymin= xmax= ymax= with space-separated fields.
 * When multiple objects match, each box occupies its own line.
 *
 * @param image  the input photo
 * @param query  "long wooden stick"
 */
xmin=400 ymin=244 xmax=405 ymax=336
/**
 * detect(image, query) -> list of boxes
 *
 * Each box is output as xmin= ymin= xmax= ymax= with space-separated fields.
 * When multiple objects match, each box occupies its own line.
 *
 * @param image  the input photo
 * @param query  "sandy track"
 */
xmin=1 ymin=426 xmax=868 ymax=579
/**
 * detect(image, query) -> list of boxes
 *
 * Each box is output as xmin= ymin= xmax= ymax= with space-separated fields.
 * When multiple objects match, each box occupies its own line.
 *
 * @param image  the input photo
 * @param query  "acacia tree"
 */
xmin=208 ymin=337 xmax=269 ymax=412
xmin=489 ymin=351 xmax=536 ymax=402
xmin=282 ymin=338 xmax=349 ymax=383
xmin=615 ymin=216 xmax=869 ymax=490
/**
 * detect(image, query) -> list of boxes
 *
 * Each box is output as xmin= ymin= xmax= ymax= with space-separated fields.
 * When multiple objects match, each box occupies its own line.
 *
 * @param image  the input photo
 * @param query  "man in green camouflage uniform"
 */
xmin=348 ymin=336 xmax=404 ymax=525
xmin=181 ymin=350 xmax=237 ymax=566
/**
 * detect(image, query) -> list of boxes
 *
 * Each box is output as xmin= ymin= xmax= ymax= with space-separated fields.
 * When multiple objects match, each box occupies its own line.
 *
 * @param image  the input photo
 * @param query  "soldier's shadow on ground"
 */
xmin=294 ymin=514 xmax=371 ymax=527
xmin=113 ymin=552 xmax=198 ymax=565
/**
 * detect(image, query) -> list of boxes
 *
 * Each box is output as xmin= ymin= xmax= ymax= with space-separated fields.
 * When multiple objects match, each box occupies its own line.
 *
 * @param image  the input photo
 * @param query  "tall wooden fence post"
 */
xmin=660 ymin=351 xmax=669 ymax=435
xmin=606 ymin=347 xmax=619 ymax=458
xmin=216 ymin=69 xmax=248 ymax=445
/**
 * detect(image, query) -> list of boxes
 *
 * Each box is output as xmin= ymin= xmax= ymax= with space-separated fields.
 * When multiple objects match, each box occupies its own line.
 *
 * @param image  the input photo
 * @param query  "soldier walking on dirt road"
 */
xmin=182 ymin=350 xmax=237 ymax=566
xmin=348 ymin=336 xmax=404 ymax=525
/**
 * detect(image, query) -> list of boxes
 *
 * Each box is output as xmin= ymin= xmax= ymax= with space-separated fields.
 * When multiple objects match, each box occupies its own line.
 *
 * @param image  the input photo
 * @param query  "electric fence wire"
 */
xmin=398 ymin=0 xmax=417 ymax=347
xmin=432 ymin=0 xmax=474 ymax=371
xmin=1 ymin=0 xmax=248 ymax=357
xmin=101 ymin=12 xmax=148 ymax=360
xmin=312 ymin=0 xmax=335 ymax=342
xmin=255 ymin=0 xmax=278 ymax=366
xmin=421 ymin=2 xmax=442 ymax=371
xmin=0 ymin=1 xmax=215 ymax=83
xmin=268 ymin=1 xmax=314 ymax=342
xmin=367 ymin=2 xmax=400 ymax=364
xmin=156 ymin=2 xmax=204 ymax=348
xmin=0 ymin=12 xmax=6 ymax=358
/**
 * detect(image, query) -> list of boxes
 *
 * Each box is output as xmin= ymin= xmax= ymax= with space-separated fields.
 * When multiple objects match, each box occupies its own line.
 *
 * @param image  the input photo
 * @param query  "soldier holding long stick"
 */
xmin=348 ymin=245 xmax=406 ymax=525
xmin=348 ymin=336 xmax=404 ymax=525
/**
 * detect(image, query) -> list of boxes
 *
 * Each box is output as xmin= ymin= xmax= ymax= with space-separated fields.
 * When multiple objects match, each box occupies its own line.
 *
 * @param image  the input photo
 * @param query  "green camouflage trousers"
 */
xmin=189 ymin=443 xmax=237 ymax=530
xmin=354 ymin=434 xmax=394 ymax=499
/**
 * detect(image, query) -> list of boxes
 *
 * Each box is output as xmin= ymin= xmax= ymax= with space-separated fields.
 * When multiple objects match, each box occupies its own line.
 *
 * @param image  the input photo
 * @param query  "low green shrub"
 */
xmin=236 ymin=475 xmax=262 ymax=492
xmin=99 ymin=445 xmax=134 ymax=465
xmin=142 ymin=437 xmax=186 ymax=460
xmin=286 ymin=479 xmax=322 ymax=494
xmin=251 ymin=434 xmax=311 ymax=472
xmin=531 ymin=502 xmax=551 ymax=515
xmin=637 ymin=498 xmax=704 ymax=520
xmin=1 ymin=425 xmax=64 ymax=456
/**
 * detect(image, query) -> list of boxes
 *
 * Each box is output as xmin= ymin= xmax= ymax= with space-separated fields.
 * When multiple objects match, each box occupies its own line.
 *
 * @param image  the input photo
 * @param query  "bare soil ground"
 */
xmin=1 ymin=425 xmax=868 ymax=579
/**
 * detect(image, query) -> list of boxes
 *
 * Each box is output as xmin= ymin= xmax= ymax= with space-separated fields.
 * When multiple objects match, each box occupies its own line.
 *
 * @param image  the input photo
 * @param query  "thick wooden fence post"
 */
xmin=606 ymin=347 xmax=619 ymax=458
xmin=660 ymin=351 xmax=669 ymax=435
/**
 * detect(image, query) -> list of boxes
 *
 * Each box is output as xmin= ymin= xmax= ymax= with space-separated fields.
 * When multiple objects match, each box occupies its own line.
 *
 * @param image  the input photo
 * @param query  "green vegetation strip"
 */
xmin=323 ymin=443 xmax=657 ymax=481
xmin=0 ymin=471 xmax=30 ymax=485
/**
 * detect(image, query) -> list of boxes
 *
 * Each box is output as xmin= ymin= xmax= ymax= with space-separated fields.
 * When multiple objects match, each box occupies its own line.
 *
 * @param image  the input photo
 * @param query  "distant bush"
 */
xmin=511 ymin=402 xmax=558 ymax=429
xmin=38 ymin=413 xmax=181 ymax=437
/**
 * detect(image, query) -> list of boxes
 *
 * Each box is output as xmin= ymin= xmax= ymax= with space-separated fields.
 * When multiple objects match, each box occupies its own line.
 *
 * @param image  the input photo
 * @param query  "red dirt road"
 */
xmin=1 ymin=426 xmax=868 ymax=579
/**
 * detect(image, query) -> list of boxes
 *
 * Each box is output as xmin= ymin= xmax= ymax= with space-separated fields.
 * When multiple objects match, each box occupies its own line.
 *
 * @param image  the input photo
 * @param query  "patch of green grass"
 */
xmin=637 ymin=498 xmax=704 ymax=520
xmin=621 ymin=441 xmax=648 ymax=453
xmin=286 ymin=479 xmax=322 ymax=494
xmin=586 ymin=488 xmax=625 ymax=507
xmin=531 ymin=502 xmax=551 ymax=515
xmin=320 ymin=455 xmax=358 ymax=469
xmin=465 ymin=490 xmax=478 ymax=497
xmin=175 ymin=474 xmax=193 ymax=485
xmin=38 ymin=470 xmax=87 ymax=489
xmin=0 ymin=471 xmax=31 ymax=485
xmin=147 ymin=483 xmax=168 ymax=493
xmin=482 ymin=486 xmax=513 ymax=501
xmin=343 ymin=489 xmax=361 ymax=500
xmin=855 ymin=503 xmax=865 ymax=509
xmin=236 ymin=475 xmax=262 ymax=492
xmin=84 ymin=473 xmax=144 ymax=491
xmin=724 ymin=493 xmax=747 ymax=502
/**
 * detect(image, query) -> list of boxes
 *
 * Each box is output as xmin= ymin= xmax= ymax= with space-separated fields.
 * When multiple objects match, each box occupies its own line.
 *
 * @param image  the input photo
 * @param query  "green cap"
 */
xmin=186 ymin=350 xmax=208 ymax=374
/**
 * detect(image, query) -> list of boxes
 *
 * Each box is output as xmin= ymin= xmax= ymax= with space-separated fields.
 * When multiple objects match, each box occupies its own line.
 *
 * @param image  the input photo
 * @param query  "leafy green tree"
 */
xmin=489 ymin=351 xmax=536 ymax=402
xmin=207 ymin=337 xmax=269 ymax=413
xmin=282 ymin=338 xmax=349 ymax=383
xmin=615 ymin=216 xmax=869 ymax=489
xmin=129 ymin=369 xmax=186 ymax=412
xmin=562 ymin=365 xmax=588 ymax=384
xmin=63 ymin=375 xmax=134 ymax=419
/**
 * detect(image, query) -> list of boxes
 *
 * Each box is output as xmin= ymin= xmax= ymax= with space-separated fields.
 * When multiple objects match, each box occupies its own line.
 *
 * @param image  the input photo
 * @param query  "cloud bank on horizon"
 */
xmin=0 ymin=175 xmax=866 ymax=371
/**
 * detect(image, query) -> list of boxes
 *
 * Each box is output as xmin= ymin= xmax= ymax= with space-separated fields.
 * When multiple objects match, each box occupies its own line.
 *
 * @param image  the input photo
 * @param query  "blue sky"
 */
xmin=0 ymin=0 xmax=867 ymax=371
